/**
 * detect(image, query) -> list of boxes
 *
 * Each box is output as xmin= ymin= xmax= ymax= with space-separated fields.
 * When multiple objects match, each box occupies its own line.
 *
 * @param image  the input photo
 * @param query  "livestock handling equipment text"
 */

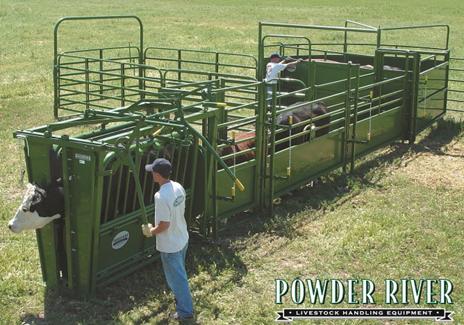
xmin=274 ymin=278 xmax=454 ymax=305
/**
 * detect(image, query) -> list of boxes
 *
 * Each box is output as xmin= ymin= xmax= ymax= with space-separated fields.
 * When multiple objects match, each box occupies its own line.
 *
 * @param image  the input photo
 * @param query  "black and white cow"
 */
xmin=8 ymin=182 xmax=64 ymax=233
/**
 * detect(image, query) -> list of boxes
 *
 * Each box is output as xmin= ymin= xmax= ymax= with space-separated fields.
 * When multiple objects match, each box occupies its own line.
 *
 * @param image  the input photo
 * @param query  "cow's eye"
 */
xmin=22 ymin=207 xmax=27 ymax=212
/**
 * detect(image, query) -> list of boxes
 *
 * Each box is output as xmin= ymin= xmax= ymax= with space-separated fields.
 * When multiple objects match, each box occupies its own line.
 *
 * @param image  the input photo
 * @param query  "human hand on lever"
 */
xmin=142 ymin=223 xmax=154 ymax=237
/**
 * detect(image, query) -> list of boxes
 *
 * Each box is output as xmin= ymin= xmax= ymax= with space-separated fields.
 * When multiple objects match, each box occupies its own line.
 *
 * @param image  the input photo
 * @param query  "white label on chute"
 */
xmin=112 ymin=231 xmax=130 ymax=250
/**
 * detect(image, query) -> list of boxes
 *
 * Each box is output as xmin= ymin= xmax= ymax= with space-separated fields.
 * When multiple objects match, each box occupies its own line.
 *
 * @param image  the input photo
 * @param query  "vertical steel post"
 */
xmin=254 ymin=82 xmax=266 ymax=211
xmin=350 ymin=66 xmax=360 ymax=173
xmin=268 ymin=83 xmax=277 ymax=215
xmin=443 ymin=50 xmax=450 ymax=114
xmin=138 ymin=20 xmax=144 ymax=99
xmin=187 ymin=136 xmax=199 ymax=227
xmin=89 ymin=153 xmax=105 ymax=296
xmin=54 ymin=56 xmax=61 ymax=118
xmin=409 ymin=52 xmax=420 ymax=143
xmin=121 ymin=63 xmax=125 ymax=107
xmin=342 ymin=63 xmax=352 ymax=174
xmin=344 ymin=20 xmax=349 ymax=53
xmin=206 ymin=112 xmax=219 ymax=236
xmin=61 ymin=146 xmax=73 ymax=289
xmin=99 ymin=49 xmax=104 ymax=99
xmin=178 ymin=50 xmax=182 ymax=81
xmin=215 ymin=52 xmax=220 ymax=76
xmin=258 ymin=22 xmax=264 ymax=81
xmin=402 ymin=52 xmax=411 ymax=141
xmin=85 ymin=59 xmax=90 ymax=110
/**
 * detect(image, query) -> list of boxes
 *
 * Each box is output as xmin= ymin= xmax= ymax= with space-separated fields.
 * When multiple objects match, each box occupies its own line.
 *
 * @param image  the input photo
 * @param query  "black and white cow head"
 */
xmin=8 ymin=182 xmax=64 ymax=233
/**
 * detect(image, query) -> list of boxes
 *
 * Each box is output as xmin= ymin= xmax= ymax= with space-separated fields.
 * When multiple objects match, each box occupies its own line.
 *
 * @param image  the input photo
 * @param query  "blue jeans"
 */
xmin=160 ymin=243 xmax=194 ymax=318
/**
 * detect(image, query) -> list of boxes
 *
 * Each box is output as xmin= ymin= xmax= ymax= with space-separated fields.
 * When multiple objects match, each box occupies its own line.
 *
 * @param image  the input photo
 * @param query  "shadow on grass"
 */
xmin=19 ymin=118 xmax=463 ymax=324
xmin=20 ymin=240 xmax=247 ymax=324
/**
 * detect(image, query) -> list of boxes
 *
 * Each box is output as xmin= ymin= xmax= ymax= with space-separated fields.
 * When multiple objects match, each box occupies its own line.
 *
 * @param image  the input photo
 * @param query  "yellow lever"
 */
xmin=235 ymin=179 xmax=245 ymax=192
xmin=288 ymin=115 xmax=293 ymax=125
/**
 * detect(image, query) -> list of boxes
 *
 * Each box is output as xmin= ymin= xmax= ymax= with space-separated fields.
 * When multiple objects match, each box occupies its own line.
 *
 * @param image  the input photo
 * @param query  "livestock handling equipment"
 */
xmin=12 ymin=16 xmax=460 ymax=298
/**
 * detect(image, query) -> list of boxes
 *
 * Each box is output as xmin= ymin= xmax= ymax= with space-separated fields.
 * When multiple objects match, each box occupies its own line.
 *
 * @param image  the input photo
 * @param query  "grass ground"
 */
xmin=1 ymin=0 xmax=463 ymax=324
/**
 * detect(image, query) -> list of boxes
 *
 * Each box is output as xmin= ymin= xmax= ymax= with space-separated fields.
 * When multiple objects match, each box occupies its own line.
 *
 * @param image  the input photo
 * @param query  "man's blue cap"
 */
xmin=145 ymin=158 xmax=172 ymax=176
xmin=270 ymin=52 xmax=281 ymax=59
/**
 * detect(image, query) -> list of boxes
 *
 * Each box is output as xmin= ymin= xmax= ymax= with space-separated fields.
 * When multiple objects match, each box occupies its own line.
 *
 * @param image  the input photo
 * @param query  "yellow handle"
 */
xmin=231 ymin=130 xmax=236 ymax=140
xmin=369 ymin=90 xmax=373 ymax=99
xmin=288 ymin=115 xmax=293 ymax=125
xmin=235 ymin=179 xmax=245 ymax=192
xmin=217 ymin=102 xmax=227 ymax=108
xmin=231 ymin=185 xmax=236 ymax=197
xmin=287 ymin=166 xmax=291 ymax=177
xmin=367 ymin=132 xmax=371 ymax=141
xmin=153 ymin=126 xmax=165 ymax=136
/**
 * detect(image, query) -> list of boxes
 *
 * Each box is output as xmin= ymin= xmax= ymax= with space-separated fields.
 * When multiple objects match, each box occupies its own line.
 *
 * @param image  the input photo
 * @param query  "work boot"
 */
xmin=170 ymin=311 xmax=194 ymax=321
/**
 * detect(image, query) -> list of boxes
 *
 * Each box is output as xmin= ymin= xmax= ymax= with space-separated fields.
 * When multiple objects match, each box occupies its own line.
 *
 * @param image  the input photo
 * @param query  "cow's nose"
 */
xmin=8 ymin=224 xmax=12 ymax=230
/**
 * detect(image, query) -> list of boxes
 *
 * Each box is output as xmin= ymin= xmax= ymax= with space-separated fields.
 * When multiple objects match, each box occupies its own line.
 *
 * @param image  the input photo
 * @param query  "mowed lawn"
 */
xmin=1 ymin=0 xmax=464 ymax=324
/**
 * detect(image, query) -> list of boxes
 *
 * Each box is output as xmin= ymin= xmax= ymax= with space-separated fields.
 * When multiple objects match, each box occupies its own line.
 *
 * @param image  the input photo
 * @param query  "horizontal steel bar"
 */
xmin=63 ymin=45 xmax=140 ymax=54
xmin=345 ymin=20 xmax=377 ymax=30
xmin=146 ymin=56 xmax=256 ymax=70
xmin=419 ymin=61 xmax=449 ymax=75
xmin=260 ymin=21 xmax=378 ymax=33
xmin=145 ymin=46 xmax=257 ymax=61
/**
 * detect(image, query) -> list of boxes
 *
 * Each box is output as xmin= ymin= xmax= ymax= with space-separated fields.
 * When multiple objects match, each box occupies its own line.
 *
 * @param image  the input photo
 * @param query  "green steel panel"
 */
xmin=65 ymin=148 xmax=98 ymax=296
xmin=97 ymin=210 xmax=156 ymax=277
xmin=415 ymin=66 xmax=447 ymax=132
xmin=353 ymin=107 xmax=404 ymax=156
xmin=271 ymin=131 xmax=344 ymax=195
xmin=26 ymin=139 xmax=61 ymax=288
xmin=216 ymin=161 xmax=257 ymax=217
xmin=416 ymin=89 xmax=446 ymax=132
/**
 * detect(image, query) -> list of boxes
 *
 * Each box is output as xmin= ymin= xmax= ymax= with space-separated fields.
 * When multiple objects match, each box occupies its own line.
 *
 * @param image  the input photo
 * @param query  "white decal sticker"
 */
xmin=111 ymin=230 xmax=130 ymax=250
xmin=75 ymin=153 xmax=91 ymax=161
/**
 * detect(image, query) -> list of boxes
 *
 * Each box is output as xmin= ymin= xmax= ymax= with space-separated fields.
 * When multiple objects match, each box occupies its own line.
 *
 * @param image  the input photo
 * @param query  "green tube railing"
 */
xmin=54 ymin=16 xmax=144 ymax=118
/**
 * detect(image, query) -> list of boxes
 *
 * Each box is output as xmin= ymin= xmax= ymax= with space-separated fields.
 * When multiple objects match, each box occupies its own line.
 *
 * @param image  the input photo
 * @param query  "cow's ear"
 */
xmin=36 ymin=186 xmax=47 ymax=198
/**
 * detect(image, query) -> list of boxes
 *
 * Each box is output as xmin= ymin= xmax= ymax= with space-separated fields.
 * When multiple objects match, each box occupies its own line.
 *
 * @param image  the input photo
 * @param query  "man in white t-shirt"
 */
xmin=142 ymin=158 xmax=194 ymax=320
xmin=264 ymin=52 xmax=302 ymax=101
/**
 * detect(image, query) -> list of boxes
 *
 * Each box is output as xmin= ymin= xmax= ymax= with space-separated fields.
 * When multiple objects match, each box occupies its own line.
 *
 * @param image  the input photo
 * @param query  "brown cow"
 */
xmin=220 ymin=101 xmax=330 ymax=166
xmin=275 ymin=101 xmax=329 ymax=151
xmin=221 ymin=131 xmax=256 ymax=165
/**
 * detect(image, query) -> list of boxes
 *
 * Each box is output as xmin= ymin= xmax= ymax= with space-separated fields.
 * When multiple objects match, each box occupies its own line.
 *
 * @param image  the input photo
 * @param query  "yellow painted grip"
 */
xmin=153 ymin=126 xmax=165 ymax=136
xmin=235 ymin=179 xmax=245 ymax=192
xmin=287 ymin=166 xmax=291 ymax=177
xmin=231 ymin=130 xmax=236 ymax=140
xmin=231 ymin=185 xmax=236 ymax=197
xmin=369 ymin=90 xmax=373 ymax=99
xmin=367 ymin=132 xmax=371 ymax=141
xmin=217 ymin=102 xmax=227 ymax=108
xmin=288 ymin=115 xmax=293 ymax=125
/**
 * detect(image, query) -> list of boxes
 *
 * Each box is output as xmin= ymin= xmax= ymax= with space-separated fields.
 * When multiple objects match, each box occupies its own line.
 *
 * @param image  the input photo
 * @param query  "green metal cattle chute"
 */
xmin=13 ymin=16 xmax=454 ymax=298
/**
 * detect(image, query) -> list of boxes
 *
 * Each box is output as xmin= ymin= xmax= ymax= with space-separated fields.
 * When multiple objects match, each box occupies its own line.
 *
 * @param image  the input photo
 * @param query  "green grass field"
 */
xmin=1 ymin=0 xmax=463 ymax=324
